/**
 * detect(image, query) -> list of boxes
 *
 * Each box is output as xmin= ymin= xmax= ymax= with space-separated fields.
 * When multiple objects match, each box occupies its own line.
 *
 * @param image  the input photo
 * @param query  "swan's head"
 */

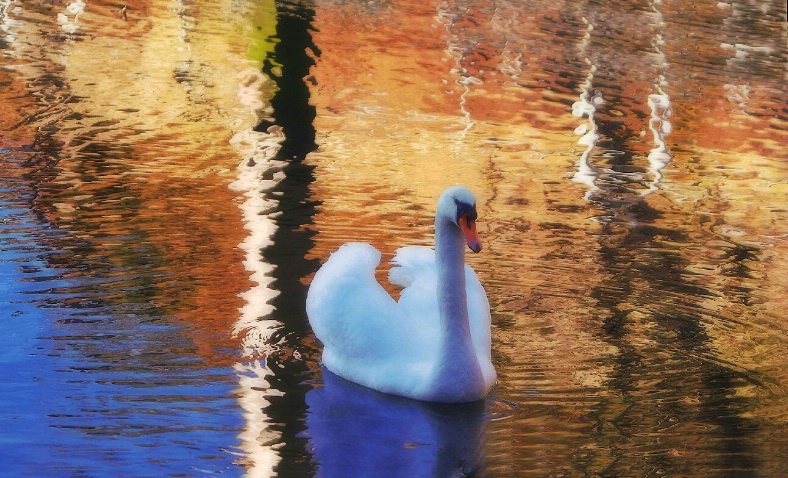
xmin=438 ymin=186 xmax=482 ymax=253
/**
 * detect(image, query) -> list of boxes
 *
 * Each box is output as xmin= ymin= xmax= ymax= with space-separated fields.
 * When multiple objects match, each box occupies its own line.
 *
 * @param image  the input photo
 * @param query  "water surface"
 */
xmin=1 ymin=0 xmax=786 ymax=476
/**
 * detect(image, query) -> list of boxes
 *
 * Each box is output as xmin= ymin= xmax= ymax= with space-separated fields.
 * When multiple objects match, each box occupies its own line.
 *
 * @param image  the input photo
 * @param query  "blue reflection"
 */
xmin=0 ymin=196 xmax=245 ymax=477
xmin=305 ymin=368 xmax=486 ymax=478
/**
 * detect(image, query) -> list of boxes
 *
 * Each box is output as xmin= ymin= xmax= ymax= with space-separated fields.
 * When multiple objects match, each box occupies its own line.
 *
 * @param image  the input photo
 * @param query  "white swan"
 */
xmin=306 ymin=186 xmax=495 ymax=403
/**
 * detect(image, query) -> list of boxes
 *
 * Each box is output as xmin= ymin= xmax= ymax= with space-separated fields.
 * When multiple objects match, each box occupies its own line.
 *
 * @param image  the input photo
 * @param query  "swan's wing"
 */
xmin=390 ymin=247 xmax=492 ymax=360
xmin=389 ymin=247 xmax=440 ymax=337
xmin=308 ymin=243 xmax=432 ymax=394
xmin=388 ymin=246 xmax=435 ymax=288
xmin=306 ymin=243 xmax=401 ymax=360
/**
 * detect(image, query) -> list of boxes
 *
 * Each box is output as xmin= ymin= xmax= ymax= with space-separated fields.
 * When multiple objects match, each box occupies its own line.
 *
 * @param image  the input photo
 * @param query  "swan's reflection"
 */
xmin=305 ymin=369 xmax=486 ymax=478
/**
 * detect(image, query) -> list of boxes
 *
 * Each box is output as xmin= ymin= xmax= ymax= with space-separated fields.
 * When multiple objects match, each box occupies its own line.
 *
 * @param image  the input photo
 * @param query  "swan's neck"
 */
xmin=432 ymin=215 xmax=483 ymax=399
xmin=435 ymin=215 xmax=470 ymax=331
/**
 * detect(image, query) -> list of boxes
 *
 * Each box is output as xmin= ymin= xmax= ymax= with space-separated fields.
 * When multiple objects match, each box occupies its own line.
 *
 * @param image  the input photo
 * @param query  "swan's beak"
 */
xmin=460 ymin=216 xmax=482 ymax=253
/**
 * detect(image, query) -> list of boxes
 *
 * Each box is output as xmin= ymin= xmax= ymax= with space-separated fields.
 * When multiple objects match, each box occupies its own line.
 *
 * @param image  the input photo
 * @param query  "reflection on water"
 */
xmin=306 ymin=369 xmax=485 ymax=478
xmin=570 ymin=16 xmax=602 ymax=195
xmin=1 ymin=0 xmax=786 ymax=476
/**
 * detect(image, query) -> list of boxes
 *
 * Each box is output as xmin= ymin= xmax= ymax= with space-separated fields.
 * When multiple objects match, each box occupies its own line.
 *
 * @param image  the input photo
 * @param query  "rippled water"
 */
xmin=1 ymin=0 xmax=786 ymax=476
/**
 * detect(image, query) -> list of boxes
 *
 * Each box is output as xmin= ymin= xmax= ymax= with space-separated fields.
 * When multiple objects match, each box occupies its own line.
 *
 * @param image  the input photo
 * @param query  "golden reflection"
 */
xmin=43 ymin=0 xmax=272 ymax=359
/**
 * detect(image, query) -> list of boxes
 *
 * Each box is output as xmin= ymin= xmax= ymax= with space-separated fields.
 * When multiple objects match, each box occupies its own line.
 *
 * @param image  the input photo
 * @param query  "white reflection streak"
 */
xmin=720 ymin=42 xmax=774 ymax=61
xmin=646 ymin=93 xmax=672 ymax=193
xmin=1 ymin=1 xmax=19 ymax=48
xmin=718 ymin=1 xmax=776 ymax=64
xmin=571 ymin=17 xmax=601 ymax=198
xmin=229 ymin=68 xmax=287 ymax=478
xmin=173 ymin=0 xmax=194 ymax=82
xmin=723 ymin=83 xmax=750 ymax=111
xmin=499 ymin=47 xmax=524 ymax=84
xmin=718 ymin=2 xmax=766 ymax=117
xmin=233 ymin=361 xmax=284 ymax=478
xmin=435 ymin=1 xmax=477 ymax=140
xmin=644 ymin=0 xmax=674 ymax=194
xmin=57 ymin=0 xmax=86 ymax=34
xmin=229 ymin=120 xmax=286 ymax=353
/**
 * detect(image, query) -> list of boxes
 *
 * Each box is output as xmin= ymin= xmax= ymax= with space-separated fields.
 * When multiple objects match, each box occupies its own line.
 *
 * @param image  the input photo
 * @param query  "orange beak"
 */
xmin=460 ymin=216 xmax=482 ymax=253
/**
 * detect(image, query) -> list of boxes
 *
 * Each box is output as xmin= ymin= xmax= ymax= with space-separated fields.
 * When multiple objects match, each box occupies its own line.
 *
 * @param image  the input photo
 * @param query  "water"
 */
xmin=1 ymin=0 xmax=786 ymax=476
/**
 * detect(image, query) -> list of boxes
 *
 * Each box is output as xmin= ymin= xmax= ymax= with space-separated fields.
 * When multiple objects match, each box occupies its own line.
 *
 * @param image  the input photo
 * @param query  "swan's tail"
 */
xmin=388 ymin=246 xmax=435 ymax=288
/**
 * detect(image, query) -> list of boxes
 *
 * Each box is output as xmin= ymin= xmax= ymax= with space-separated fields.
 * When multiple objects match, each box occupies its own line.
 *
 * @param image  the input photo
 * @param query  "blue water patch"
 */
xmin=0 ymin=196 xmax=246 ymax=477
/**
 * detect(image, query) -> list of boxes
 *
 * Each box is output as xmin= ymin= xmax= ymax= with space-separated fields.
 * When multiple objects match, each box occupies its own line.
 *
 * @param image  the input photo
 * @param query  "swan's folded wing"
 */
xmin=390 ymin=247 xmax=491 ymax=357
xmin=306 ymin=243 xmax=399 ymax=356
xmin=389 ymin=246 xmax=441 ymax=340
xmin=388 ymin=246 xmax=435 ymax=288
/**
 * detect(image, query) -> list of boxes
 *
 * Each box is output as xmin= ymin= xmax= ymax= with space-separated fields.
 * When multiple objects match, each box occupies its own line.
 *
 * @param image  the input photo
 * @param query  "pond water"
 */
xmin=1 ymin=0 xmax=786 ymax=476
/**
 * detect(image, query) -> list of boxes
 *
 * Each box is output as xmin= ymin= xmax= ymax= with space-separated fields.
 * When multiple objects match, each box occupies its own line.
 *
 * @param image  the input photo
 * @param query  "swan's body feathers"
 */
xmin=308 ymin=243 xmax=494 ymax=402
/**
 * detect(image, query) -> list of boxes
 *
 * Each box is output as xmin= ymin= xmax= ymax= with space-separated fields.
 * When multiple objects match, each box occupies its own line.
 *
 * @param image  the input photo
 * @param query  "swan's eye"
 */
xmin=458 ymin=212 xmax=476 ymax=229
xmin=454 ymin=199 xmax=477 ymax=225
xmin=462 ymin=210 xmax=477 ymax=226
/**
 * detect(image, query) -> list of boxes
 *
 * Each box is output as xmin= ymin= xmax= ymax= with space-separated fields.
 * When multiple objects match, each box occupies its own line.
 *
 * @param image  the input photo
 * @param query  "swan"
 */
xmin=306 ymin=186 xmax=495 ymax=403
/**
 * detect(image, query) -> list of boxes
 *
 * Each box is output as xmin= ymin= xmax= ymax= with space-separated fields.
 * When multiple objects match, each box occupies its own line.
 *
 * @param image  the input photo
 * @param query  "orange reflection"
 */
xmin=0 ymin=0 xmax=283 ymax=365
